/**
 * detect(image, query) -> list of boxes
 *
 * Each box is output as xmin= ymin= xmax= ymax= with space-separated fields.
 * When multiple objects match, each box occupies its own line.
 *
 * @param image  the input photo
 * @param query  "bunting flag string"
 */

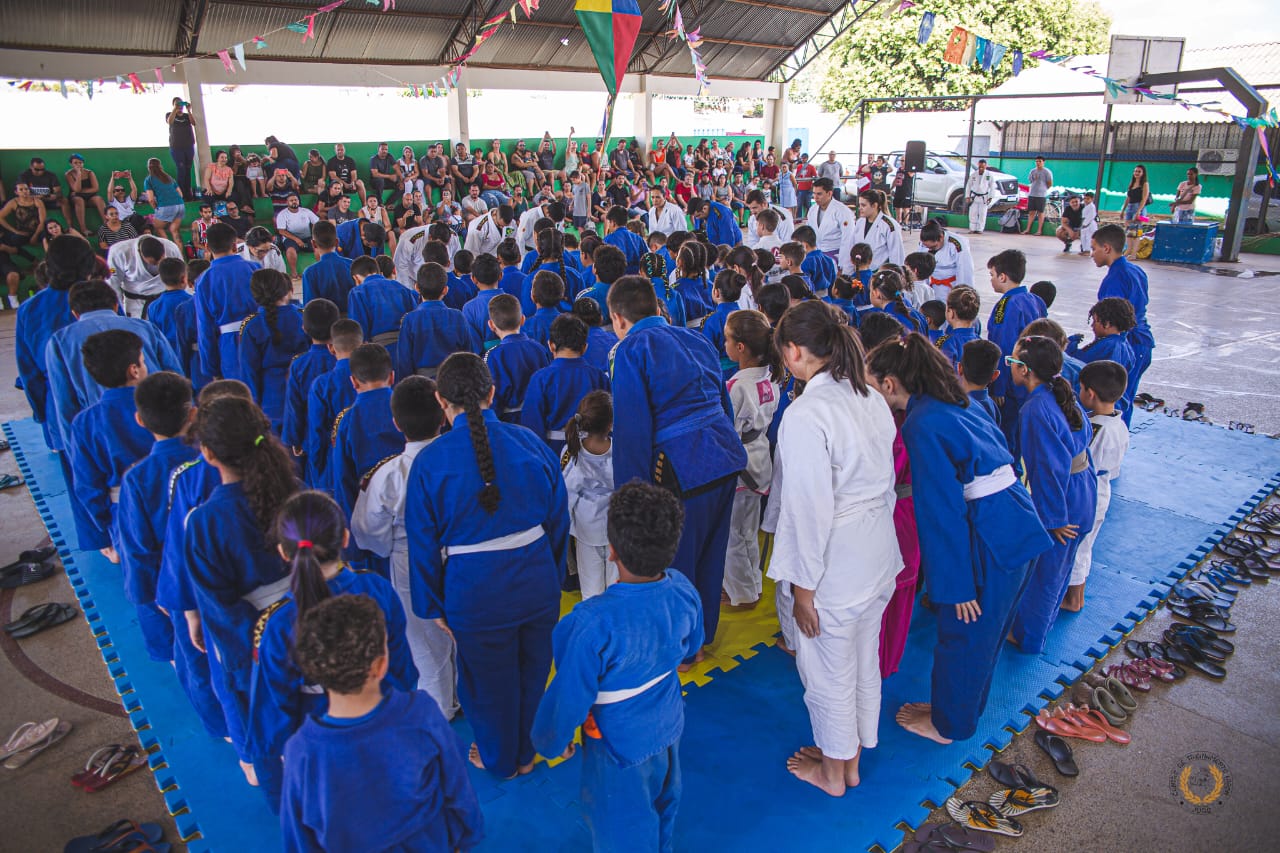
xmin=659 ymin=0 xmax=710 ymax=94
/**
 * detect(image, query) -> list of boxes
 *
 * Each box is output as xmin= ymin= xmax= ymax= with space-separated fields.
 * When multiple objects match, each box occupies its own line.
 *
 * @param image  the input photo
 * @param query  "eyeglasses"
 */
xmin=1003 ymin=356 xmax=1026 ymax=369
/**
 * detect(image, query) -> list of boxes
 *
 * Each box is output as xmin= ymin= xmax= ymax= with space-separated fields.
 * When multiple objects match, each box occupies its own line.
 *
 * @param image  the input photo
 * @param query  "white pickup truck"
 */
xmin=847 ymin=151 xmax=1020 ymax=213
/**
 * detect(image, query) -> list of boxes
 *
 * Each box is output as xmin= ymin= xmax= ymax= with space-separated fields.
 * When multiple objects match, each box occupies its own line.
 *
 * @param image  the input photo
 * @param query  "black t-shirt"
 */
xmin=870 ymin=166 xmax=889 ymax=189
xmin=370 ymin=154 xmax=396 ymax=178
xmin=606 ymin=184 xmax=631 ymax=207
xmin=395 ymin=202 xmax=422 ymax=224
xmin=1062 ymin=206 xmax=1083 ymax=229
xmin=327 ymin=156 xmax=358 ymax=182
xmin=168 ymin=111 xmax=195 ymax=147
xmin=452 ymin=156 xmax=476 ymax=179
xmin=219 ymin=214 xmax=252 ymax=238
xmin=19 ymin=169 xmax=60 ymax=199
xmin=537 ymin=148 xmax=556 ymax=171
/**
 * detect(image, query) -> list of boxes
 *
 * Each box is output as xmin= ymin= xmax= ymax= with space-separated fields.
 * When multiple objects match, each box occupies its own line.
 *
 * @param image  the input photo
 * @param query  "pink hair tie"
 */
xmin=297 ymin=540 xmax=313 ymax=550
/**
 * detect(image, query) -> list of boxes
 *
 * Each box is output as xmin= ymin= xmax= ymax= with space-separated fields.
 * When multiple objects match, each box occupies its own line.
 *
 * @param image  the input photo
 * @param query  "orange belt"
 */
xmin=930 ymin=275 xmax=957 ymax=287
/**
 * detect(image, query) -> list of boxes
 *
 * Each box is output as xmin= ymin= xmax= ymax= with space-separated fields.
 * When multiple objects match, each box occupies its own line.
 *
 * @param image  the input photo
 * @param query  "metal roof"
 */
xmin=0 ymin=0 xmax=858 ymax=83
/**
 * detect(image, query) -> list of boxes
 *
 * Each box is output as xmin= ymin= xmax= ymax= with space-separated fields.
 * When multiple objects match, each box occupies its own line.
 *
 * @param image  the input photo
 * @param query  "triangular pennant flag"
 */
xmin=1012 ymin=49 xmax=1023 ymax=76
xmin=943 ymin=27 xmax=967 ymax=64
xmin=318 ymin=0 xmax=345 ymax=12
xmin=917 ymin=11 xmax=935 ymax=45
xmin=302 ymin=13 xmax=317 ymax=41
xmin=217 ymin=49 xmax=235 ymax=73
xmin=18 ymin=81 xmax=32 ymax=91
xmin=286 ymin=22 xmax=308 ymax=33
xmin=154 ymin=67 xmax=164 ymax=85
xmin=975 ymin=37 xmax=990 ymax=69
xmin=115 ymin=75 xmax=126 ymax=87
xmin=86 ymin=80 xmax=94 ymax=100
xmin=960 ymin=32 xmax=976 ymax=66
xmin=233 ymin=42 xmax=247 ymax=70
xmin=59 ymin=80 xmax=68 ymax=99
xmin=988 ymin=43 xmax=1007 ymax=71
xmin=384 ymin=0 xmax=395 ymax=9
xmin=127 ymin=72 xmax=145 ymax=93
xmin=253 ymin=37 xmax=269 ymax=49
xmin=897 ymin=0 xmax=915 ymax=11
xmin=575 ymin=0 xmax=643 ymax=143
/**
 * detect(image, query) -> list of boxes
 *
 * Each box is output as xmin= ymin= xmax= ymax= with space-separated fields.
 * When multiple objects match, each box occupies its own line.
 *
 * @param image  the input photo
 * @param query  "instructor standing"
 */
xmin=965 ymin=160 xmax=993 ymax=234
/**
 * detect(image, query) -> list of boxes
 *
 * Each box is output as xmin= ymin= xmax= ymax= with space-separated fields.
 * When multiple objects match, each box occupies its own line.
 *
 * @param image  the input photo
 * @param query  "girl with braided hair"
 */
xmin=405 ymin=352 xmax=569 ymax=778
xmin=865 ymin=267 xmax=928 ymax=335
xmin=239 ymin=268 xmax=308 ymax=434
xmin=520 ymin=226 xmax=583 ymax=316
xmin=183 ymin=394 xmax=298 ymax=787
xmin=673 ymin=239 xmax=713 ymax=324
xmin=642 ymin=250 xmax=687 ymax=328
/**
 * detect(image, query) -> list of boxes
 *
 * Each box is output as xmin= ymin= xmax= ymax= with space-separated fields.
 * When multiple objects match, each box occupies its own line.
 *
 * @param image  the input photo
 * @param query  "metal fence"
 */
xmin=1000 ymin=120 xmax=1279 ymax=162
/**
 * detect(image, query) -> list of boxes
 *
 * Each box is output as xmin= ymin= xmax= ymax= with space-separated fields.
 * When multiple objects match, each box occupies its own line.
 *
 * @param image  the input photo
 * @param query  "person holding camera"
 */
xmin=166 ymin=97 xmax=197 ymax=201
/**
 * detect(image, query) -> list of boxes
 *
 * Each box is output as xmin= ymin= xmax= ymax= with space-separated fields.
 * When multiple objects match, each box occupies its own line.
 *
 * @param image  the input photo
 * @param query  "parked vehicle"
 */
xmin=848 ymin=151 xmax=1020 ymax=213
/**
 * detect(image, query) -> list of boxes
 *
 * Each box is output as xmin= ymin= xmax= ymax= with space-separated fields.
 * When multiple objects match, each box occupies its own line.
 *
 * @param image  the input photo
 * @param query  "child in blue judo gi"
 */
xmin=865 ymin=334 xmax=1051 ymax=744
xmin=398 ymin=262 xmax=479 ymax=381
xmin=985 ymin=249 xmax=1047 ymax=457
xmin=578 ymin=244 xmax=625 ymax=321
xmin=959 ymin=339 xmax=1002 ymax=426
xmin=603 ymin=206 xmax=647 ymax=275
xmin=607 ymin=275 xmax=746 ymax=665
xmin=460 ymin=252 xmax=504 ymax=350
xmin=239 ymin=269 xmax=309 ymax=435
xmin=864 ymin=268 xmax=928 ymax=335
xmin=301 ymin=221 xmax=356 ymax=314
xmin=247 ymin=490 xmax=418 ymax=809
xmin=1091 ymin=224 xmax=1153 ymax=426
xmin=67 ymin=330 xmax=155 ymax=560
xmin=118 ymin=371 xmax=197 ymax=665
xmin=521 ymin=271 xmax=567 ymax=347
xmin=643 ymin=251 xmax=688 ymax=329
xmin=281 ymin=593 xmax=483 ymax=852
xmin=304 ymin=319 xmax=362 ymax=490
xmin=822 ymin=276 xmax=861 ymax=328
xmin=147 ymin=258 xmax=195 ymax=378
xmin=184 ymin=394 xmax=299 ymax=786
xmin=1067 ymin=297 xmax=1137 ymax=416
xmin=194 ymin=222 xmax=260 ymax=383
xmin=935 ymin=286 xmax=982 ymax=368
xmin=533 ymin=482 xmax=703 ymax=852
xmin=686 ymin=196 xmax=743 ymax=249
xmin=347 ymin=255 xmax=418 ymax=360
xmin=405 ymin=352 xmax=569 ymax=778
xmin=335 ymin=218 xmax=387 ymax=259
xmin=332 ymin=343 xmax=404 ymax=533
xmin=484 ymin=293 xmax=551 ymax=423
xmin=572 ymin=297 xmax=619 ymax=378
xmin=522 ymin=228 xmax=582 ymax=315
xmin=282 ymin=298 xmax=340 ymax=486
xmin=672 ymin=242 xmax=714 ymax=325
xmin=1007 ymin=336 xmax=1097 ymax=655
xmin=521 ymin=314 xmax=610 ymax=456
xmin=701 ymin=271 xmax=747 ymax=381
xmin=496 ymin=237 xmax=526 ymax=301
xmin=792 ymin=225 xmax=836 ymax=298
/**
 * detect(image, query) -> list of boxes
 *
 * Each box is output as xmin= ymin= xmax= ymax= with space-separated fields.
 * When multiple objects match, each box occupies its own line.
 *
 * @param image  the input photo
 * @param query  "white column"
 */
xmin=447 ymin=70 xmax=470 ymax=148
xmin=764 ymin=88 xmax=789 ymax=153
xmin=180 ymin=62 xmax=212 ymax=182
xmin=633 ymin=76 xmax=653 ymax=153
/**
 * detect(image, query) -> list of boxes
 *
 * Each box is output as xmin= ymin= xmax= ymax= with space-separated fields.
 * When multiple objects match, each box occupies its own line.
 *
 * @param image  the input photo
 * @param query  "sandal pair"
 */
xmin=72 ymin=745 xmax=148 ymax=793
xmin=1037 ymin=704 xmax=1130 ymax=744
xmin=945 ymin=797 xmax=1023 ymax=837
xmin=4 ymin=719 xmax=72 ymax=769
xmin=0 ymin=473 xmax=24 ymax=491
xmin=905 ymin=821 xmax=995 ymax=852
xmin=4 ymin=602 xmax=78 ymax=638
xmin=63 ymin=819 xmax=169 ymax=853
xmin=1 ymin=718 xmax=59 ymax=761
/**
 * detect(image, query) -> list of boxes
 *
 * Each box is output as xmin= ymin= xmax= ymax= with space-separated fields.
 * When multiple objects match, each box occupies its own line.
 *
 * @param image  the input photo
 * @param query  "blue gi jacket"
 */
xmin=937 ymin=326 xmax=980 ymax=368
xmin=347 ymin=275 xmax=418 ymax=359
xmin=520 ymin=263 xmax=582 ymax=316
xmin=986 ymin=286 xmax=1047 ymax=400
xmin=461 ymin=290 xmax=502 ymax=347
xmin=156 ymin=457 xmax=220 ymax=614
xmin=332 ymin=387 xmax=404 ymax=519
xmin=304 ymin=359 xmax=356 ymax=489
xmin=694 ymin=201 xmax=742 ymax=248
xmin=604 ymin=229 xmax=647 ymax=275
xmin=672 ymin=276 xmax=713 ymax=322
xmin=68 ymin=386 xmax=154 ymax=551
xmin=1019 ymin=385 xmax=1097 ymax=534
xmin=520 ymin=357 xmax=610 ymax=455
xmin=15 ymin=286 xmax=73 ymax=447
xmin=282 ymin=344 xmax=337 ymax=454
xmin=194 ymin=253 xmax=260 ymax=381
xmin=302 ymin=252 xmax=355 ymax=314
xmin=485 ymin=333 xmax=552 ymax=422
xmin=1097 ymin=256 xmax=1154 ymax=352
xmin=335 ymin=220 xmax=385 ymax=258
xmin=803 ymin=249 xmax=836 ymax=295
xmin=239 ymin=305 xmax=310 ymax=433
xmin=397 ymin=302 xmax=479 ymax=380
xmin=118 ymin=436 xmax=200 ymax=606
xmin=442 ymin=273 xmax=477 ymax=311
xmin=583 ymin=326 xmax=619 ymax=376
xmin=521 ymin=306 xmax=565 ymax=348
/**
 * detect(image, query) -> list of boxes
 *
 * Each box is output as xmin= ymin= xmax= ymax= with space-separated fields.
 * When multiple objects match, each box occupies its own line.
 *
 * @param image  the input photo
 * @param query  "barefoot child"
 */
xmin=935 ymin=286 xmax=981 ymax=368
xmin=281 ymin=594 xmax=483 ymax=852
xmin=562 ymin=390 xmax=617 ymax=599
xmin=521 ymin=314 xmax=610 ymax=456
xmin=721 ymin=310 xmax=783 ymax=610
xmin=866 ymin=335 xmax=1050 ymax=744
xmin=1066 ymin=297 xmax=1137 ymax=417
xmin=985 ymin=250 xmax=1047 ymax=458
xmin=533 ymin=482 xmax=703 ymax=850
xmin=1091 ymin=223 xmax=1153 ymax=427
xmin=768 ymin=301 xmax=901 ymax=796
xmin=1063 ymin=360 xmax=1129 ymax=612
xmin=282 ymin=298 xmax=339 ymax=487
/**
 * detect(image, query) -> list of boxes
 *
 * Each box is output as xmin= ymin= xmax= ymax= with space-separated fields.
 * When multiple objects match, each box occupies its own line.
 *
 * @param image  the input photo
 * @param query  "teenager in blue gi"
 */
xmin=118 ymin=371 xmax=198 ymax=666
xmin=602 ymin=206 xmax=648 ymax=275
xmin=281 ymin=299 xmax=339 ymax=486
xmin=1007 ymin=336 xmax=1097 ymax=655
xmin=397 ymin=262 xmax=479 ymax=381
xmin=1067 ymin=296 xmax=1138 ymax=418
xmin=461 ymin=253 xmax=505 ymax=350
xmin=521 ymin=314 xmax=610 ymax=456
xmin=247 ymin=491 xmax=417 ymax=809
xmin=484 ymin=293 xmax=552 ymax=423
xmin=335 ymin=218 xmax=386 ymax=259
xmin=67 ymin=330 xmax=155 ymax=558
xmin=1091 ymin=224 xmax=1152 ymax=426
xmin=301 ymin=221 xmax=356 ymax=314
xmin=936 ymin=286 xmax=982 ymax=368
xmin=444 ymin=253 xmax=479 ymax=311
xmin=672 ymin=242 xmax=714 ymax=325
xmin=238 ymin=269 xmax=309 ymax=435
xmin=332 ymin=344 xmax=404 ymax=536
xmin=497 ymin=238 xmax=527 ymax=300
xmin=701 ymin=271 xmax=747 ymax=380
xmin=522 ymin=271 xmax=568 ymax=346
xmin=578 ymin=243 xmax=625 ymax=321
xmin=16 ymin=234 xmax=89 ymax=448
xmin=195 ymin=223 xmax=260 ymax=383
xmin=346 ymin=255 xmax=418 ymax=361
xmin=686 ymin=197 xmax=743 ymax=249
xmin=304 ymin=319 xmax=362 ymax=490
xmin=959 ymin=339 xmax=1003 ymax=427
xmin=406 ymin=352 xmax=570 ymax=778
xmin=573 ymin=297 xmax=619 ymax=378
xmin=608 ymin=275 xmax=747 ymax=663
xmin=147 ymin=259 xmax=197 ymax=376
xmin=46 ymin=280 xmax=182 ymax=454
xmin=862 ymin=268 xmax=928 ymax=335
xmin=533 ymin=482 xmax=702 ymax=851
xmin=984 ymin=250 xmax=1047 ymax=458
xmin=865 ymin=334 xmax=1050 ymax=743
xmin=792 ymin=226 xmax=836 ymax=297
xmin=184 ymin=395 xmax=298 ymax=786
xmin=521 ymin=229 xmax=582 ymax=315
xmin=280 ymin=594 xmax=483 ymax=852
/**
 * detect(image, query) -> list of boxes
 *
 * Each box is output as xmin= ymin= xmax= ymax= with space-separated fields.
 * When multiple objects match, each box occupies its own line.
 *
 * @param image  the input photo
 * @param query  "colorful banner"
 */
xmin=942 ymin=27 xmax=967 ymax=65
xmin=659 ymin=0 xmax=709 ymax=93
xmin=917 ymin=11 xmax=935 ymax=45
xmin=576 ymin=0 xmax=643 ymax=139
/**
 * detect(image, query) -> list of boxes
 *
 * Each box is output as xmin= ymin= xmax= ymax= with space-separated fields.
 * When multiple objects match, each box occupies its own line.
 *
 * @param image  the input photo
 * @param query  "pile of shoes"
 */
xmin=1 ymin=545 xmax=77 ymax=641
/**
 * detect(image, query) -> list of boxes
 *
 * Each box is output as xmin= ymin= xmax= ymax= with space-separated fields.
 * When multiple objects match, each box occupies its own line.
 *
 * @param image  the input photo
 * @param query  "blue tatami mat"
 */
xmin=7 ymin=407 xmax=1280 ymax=853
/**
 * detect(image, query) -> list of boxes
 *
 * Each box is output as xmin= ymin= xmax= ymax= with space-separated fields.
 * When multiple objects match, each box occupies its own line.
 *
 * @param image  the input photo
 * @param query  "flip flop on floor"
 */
xmin=0 ymin=560 xmax=59 ymax=590
xmin=1164 ymin=628 xmax=1229 ymax=663
xmin=987 ymin=760 xmax=1048 ymax=790
xmin=911 ymin=821 xmax=996 ymax=852
xmin=1166 ymin=623 xmax=1234 ymax=656
xmin=81 ymin=745 xmax=148 ymax=793
xmin=63 ymin=819 xmax=165 ymax=853
xmin=1167 ymin=601 xmax=1236 ymax=633
xmin=0 ymin=474 xmax=24 ymax=491
xmin=1086 ymin=673 xmax=1139 ymax=712
xmin=1034 ymin=708 xmax=1107 ymax=742
xmin=1192 ymin=565 xmax=1251 ymax=588
xmin=1034 ymin=729 xmax=1079 ymax=777
xmin=72 ymin=745 xmax=126 ymax=788
xmin=4 ymin=720 xmax=72 ymax=769
xmin=1162 ymin=637 xmax=1228 ymax=679
xmin=0 ymin=719 xmax=59 ymax=762
xmin=4 ymin=602 xmax=78 ymax=639
xmin=1064 ymin=705 xmax=1131 ymax=744
xmin=945 ymin=798 xmax=1023 ymax=837
xmin=988 ymin=784 xmax=1061 ymax=817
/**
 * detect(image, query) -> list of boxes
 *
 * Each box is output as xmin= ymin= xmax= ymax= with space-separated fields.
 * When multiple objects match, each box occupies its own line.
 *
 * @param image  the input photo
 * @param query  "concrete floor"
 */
xmin=0 ymin=232 xmax=1277 ymax=852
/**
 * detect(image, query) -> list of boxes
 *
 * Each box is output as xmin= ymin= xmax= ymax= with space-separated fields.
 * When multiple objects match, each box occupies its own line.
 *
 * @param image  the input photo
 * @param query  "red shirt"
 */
xmin=795 ymin=163 xmax=818 ymax=191
xmin=675 ymin=183 xmax=694 ymax=205
xmin=761 ymin=164 xmax=779 ymax=181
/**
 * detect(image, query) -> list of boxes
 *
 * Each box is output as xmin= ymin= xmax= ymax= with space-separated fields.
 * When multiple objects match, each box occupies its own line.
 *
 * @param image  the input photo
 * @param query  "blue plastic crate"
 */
xmin=1151 ymin=222 xmax=1218 ymax=264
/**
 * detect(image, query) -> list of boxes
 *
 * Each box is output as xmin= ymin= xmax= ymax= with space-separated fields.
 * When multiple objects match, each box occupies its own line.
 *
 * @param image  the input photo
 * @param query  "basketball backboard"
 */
xmin=1105 ymin=35 xmax=1185 ymax=104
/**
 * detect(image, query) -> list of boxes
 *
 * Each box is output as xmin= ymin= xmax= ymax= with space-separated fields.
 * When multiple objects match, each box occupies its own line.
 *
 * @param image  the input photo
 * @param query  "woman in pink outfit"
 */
xmin=880 ymin=412 xmax=921 ymax=678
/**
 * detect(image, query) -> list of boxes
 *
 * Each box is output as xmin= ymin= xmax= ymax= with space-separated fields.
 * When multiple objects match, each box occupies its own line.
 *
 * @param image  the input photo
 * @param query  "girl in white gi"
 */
xmin=562 ymin=390 xmax=616 ymax=599
xmin=768 ymin=301 xmax=902 ymax=797
xmin=722 ymin=310 xmax=783 ymax=609
xmin=840 ymin=189 xmax=906 ymax=276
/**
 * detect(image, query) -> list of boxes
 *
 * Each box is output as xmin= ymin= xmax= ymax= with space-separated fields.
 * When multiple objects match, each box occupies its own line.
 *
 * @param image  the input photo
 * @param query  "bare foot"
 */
xmin=677 ymin=648 xmax=707 ymax=673
xmin=517 ymin=760 xmax=536 ymax=775
xmin=896 ymin=703 xmax=953 ymax=744
xmin=239 ymin=759 xmax=259 ymax=786
xmin=1060 ymin=584 xmax=1084 ymax=612
xmin=776 ymin=637 xmax=796 ymax=657
xmin=468 ymin=743 xmax=485 ymax=770
xmin=786 ymin=749 xmax=846 ymax=797
xmin=796 ymin=744 xmax=860 ymax=787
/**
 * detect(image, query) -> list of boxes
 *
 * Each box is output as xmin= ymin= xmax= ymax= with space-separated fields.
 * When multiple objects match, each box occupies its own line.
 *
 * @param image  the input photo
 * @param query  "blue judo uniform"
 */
xmin=443 ymin=272 xmax=477 ymax=312
xmin=604 ymin=229 xmax=647 ymax=276
xmin=986 ymin=286 xmax=1047 ymax=459
xmin=15 ymin=286 xmax=73 ymax=448
xmin=700 ymin=302 xmax=740 ymax=381
xmin=147 ymin=289 xmax=195 ymax=378
xmin=532 ymin=572 xmax=703 ymax=852
xmin=485 ymin=333 xmax=552 ymax=422
xmin=1098 ymin=256 xmax=1154 ymax=427
xmin=282 ymin=344 xmax=336 ymax=485
xmin=584 ymin=325 xmax=619 ymax=376
xmin=520 ymin=262 xmax=582 ymax=316
xmin=174 ymin=298 xmax=211 ymax=390
xmin=520 ymin=357 xmax=610 ymax=456
xmin=248 ymin=567 xmax=418 ymax=808
xmin=397 ymin=301 xmax=479 ymax=380
xmin=281 ymin=689 xmax=484 ymax=853
xmin=936 ymin=326 xmax=981 ymax=368
xmin=611 ymin=315 xmax=747 ymax=649
xmin=822 ymin=296 xmax=859 ymax=327
xmin=865 ymin=301 xmax=929 ymax=335
xmin=1009 ymin=386 xmax=1097 ymax=655
xmin=672 ymin=275 xmax=713 ymax=325
xmin=301 ymin=251 xmax=355 ymax=314
xmin=521 ymin=306 xmax=565 ymax=348
xmin=694 ymin=201 xmax=743 ymax=248
xmin=405 ymin=409 xmax=569 ymax=779
xmin=520 ymin=250 xmax=585 ymax=276
xmin=968 ymin=388 xmax=1000 ymax=426
xmin=802 ymin=249 xmax=836 ymax=296
xmin=900 ymin=393 xmax=1051 ymax=740
xmin=1067 ymin=332 xmax=1138 ymax=420
xmin=462 ymin=290 xmax=502 ymax=349
xmin=498 ymin=265 xmax=526 ymax=300
xmin=239 ymin=305 xmax=310 ymax=434
xmin=195 ymin=253 xmax=260 ymax=382
xmin=333 ymin=387 xmax=404 ymax=522
xmin=653 ymin=280 xmax=688 ymax=329
xmin=348 ymin=275 xmax=418 ymax=360
xmin=68 ymin=387 xmax=154 ymax=552
xmin=335 ymin=219 xmax=385 ymax=258
xmin=304 ymin=359 xmax=356 ymax=490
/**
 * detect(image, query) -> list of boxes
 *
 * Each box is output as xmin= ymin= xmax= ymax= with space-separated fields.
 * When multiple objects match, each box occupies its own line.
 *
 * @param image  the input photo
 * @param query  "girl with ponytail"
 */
xmin=562 ymin=390 xmax=616 ymax=598
xmin=184 ymin=395 xmax=299 ymax=787
xmin=404 ymin=351 xmax=569 ymax=778
xmin=766 ymin=300 xmax=900 ymax=797
xmin=722 ymin=310 xmax=783 ymax=610
xmin=246 ymin=490 xmax=418 ymax=808
xmin=866 ymin=268 xmax=928 ymax=335
xmin=864 ymin=332 xmax=1050 ymax=746
xmin=1006 ymin=334 xmax=1097 ymax=655
xmin=726 ymin=244 xmax=764 ymax=312
xmin=523 ymin=226 xmax=583 ymax=315
xmin=673 ymin=241 xmax=713 ymax=323
xmin=935 ymin=285 xmax=982 ymax=368
xmin=642 ymin=251 xmax=687 ymax=327
xmin=240 ymin=268 xmax=308 ymax=434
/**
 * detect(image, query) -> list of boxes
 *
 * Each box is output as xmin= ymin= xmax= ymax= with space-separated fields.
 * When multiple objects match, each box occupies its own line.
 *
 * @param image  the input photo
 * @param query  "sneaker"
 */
xmin=1063 ymin=241 xmax=1072 ymax=253
xmin=7 ymin=294 xmax=19 ymax=310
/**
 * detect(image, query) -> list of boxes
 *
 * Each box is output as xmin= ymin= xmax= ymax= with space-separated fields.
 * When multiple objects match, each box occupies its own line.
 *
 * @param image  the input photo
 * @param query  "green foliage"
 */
xmin=808 ymin=0 xmax=1111 ymax=113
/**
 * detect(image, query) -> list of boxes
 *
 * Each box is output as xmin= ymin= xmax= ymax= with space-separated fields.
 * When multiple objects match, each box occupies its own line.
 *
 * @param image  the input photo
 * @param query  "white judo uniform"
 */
xmin=393 ymin=224 xmax=460 ymax=289
xmin=646 ymin=202 xmax=687 ymax=239
xmin=767 ymin=371 xmax=902 ymax=759
xmin=920 ymin=230 xmax=973 ymax=300
xmin=562 ymin=442 xmax=617 ymax=599
xmin=809 ymin=200 xmax=855 ymax=256
xmin=965 ymin=170 xmax=994 ymax=233
xmin=744 ymin=204 xmax=795 ymax=249
xmin=350 ymin=438 xmax=459 ymax=718
xmin=724 ymin=366 xmax=780 ymax=606
xmin=1079 ymin=201 xmax=1099 ymax=252
xmin=840 ymin=213 xmax=905 ymax=275
xmin=1070 ymin=411 xmax=1128 ymax=586
xmin=237 ymin=243 xmax=286 ymax=275
xmin=107 ymin=236 xmax=183 ymax=317
xmin=463 ymin=209 xmax=516 ymax=257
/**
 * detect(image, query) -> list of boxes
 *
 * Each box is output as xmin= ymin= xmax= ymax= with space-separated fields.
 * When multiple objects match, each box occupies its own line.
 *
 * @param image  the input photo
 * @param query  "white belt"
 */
xmin=546 ymin=429 xmax=566 ymax=441
xmin=445 ymin=524 xmax=543 ymax=557
xmin=241 ymin=576 xmax=291 ymax=611
xmin=963 ymin=464 xmax=1016 ymax=501
xmin=595 ymin=671 xmax=671 ymax=705
xmin=832 ymin=495 xmax=892 ymax=527
xmin=300 ymin=683 xmax=325 ymax=695
xmin=219 ymin=321 xmax=241 ymax=334
xmin=502 ymin=406 xmax=522 ymax=415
